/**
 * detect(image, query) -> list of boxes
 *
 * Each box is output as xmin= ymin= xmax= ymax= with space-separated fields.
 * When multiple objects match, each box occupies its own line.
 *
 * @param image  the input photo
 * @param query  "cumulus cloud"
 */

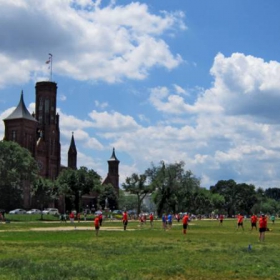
xmin=0 ymin=0 xmax=185 ymax=88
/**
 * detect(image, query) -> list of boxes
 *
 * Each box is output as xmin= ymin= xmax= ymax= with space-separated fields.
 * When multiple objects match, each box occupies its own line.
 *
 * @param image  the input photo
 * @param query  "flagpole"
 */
xmin=49 ymin=53 xmax=53 ymax=81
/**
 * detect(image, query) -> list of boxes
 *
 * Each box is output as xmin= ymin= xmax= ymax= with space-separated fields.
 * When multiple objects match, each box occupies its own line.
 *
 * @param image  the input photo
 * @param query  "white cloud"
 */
xmin=0 ymin=0 xmax=185 ymax=87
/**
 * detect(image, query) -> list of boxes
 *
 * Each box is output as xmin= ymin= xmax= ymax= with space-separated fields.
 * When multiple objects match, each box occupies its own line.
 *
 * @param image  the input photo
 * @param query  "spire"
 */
xmin=4 ymin=91 xmax=37 ymax=121
xmin=108 ymin=147 xmax=119 ymax=162
xmin=68 ymin=132 xmax=77 ymax=170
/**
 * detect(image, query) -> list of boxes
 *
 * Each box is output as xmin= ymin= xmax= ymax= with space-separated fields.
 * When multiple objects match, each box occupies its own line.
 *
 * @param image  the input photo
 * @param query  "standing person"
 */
xmin=162 ymin=214 xmax=167 ymax=230
xmin=250 ymin=214 xmax=258 ymax=231
xmin=182 ymin=213 xmax=189 ymax=235
xmin=149 ymin=213 xmax=154 ymax=228
xmin=259 ymin=214 xmax=267 ymax=242
xmin=69 ymin=212 xmax=75 ymax=224
xmin=139 ymin=214 xmax=144 ymax=228
xmin=84 ymin=210 xmax=87 ymax=221
xmin=94 ymin=215 xmax=100 ymax=236
xmin=99 ymin=211 xmax=103 ymax=226
xmin=167 ymin=213 xmax=173 ymax=229
xmin=219 ymin=214 xmax=224 ymax=226
xmin=122 ymin=211 xmax=128 ymax=231
xmin=237 ymin=214 xmax=244 ymax=230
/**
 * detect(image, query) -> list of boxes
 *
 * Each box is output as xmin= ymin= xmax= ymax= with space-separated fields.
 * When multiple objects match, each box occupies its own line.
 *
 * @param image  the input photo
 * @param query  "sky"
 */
xmin=1 ymin=0 xmax=280 ymax=190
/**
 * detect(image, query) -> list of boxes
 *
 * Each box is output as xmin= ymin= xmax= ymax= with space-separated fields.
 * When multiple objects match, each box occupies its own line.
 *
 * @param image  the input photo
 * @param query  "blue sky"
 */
xmin=1 ymin=0 xmax=280 ymax=189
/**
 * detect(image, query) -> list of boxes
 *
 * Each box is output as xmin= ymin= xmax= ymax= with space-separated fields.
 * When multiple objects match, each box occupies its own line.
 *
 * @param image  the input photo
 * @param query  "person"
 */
xmin=182 ymin=213 xmax=189 ymax=235
xmin=0 ymin=212 xmax=4 ymax=223
xmin=162 ymin=214 xmax=167 ymax=230
xmin=139 ymin=214 xmax=144 ymax=227
xmin=84 ymin=210 xmax=87 ymax=221
xmin=259 ymin=214 xmax=267 ymax=242
xmin=219 ymin=214 xmax=224 ymax=226
xmin=94 ymin=215 xmax=100 ymax=236
xmin=167 ymin=213 xmax=173 ymax=229
xmin=250 ymin=214 xmax=258 ymax=231
xmin=99 ymin=211 xmax=103 ymax=226
xmin=69 ymin=212 xmax=75 ymax=224
xmin=237 ymin=214 xmax=244 ymax=230
xmin=149 ymin=213 xmax=154 ymax=228
xmin=122 ymin=211 xmax=128 ymax=231
xmin=270 ymin=214 xmax=275 ymax=225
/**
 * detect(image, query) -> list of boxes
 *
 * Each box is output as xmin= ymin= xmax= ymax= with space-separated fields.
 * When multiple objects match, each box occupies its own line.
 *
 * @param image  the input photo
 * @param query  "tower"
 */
xmin=3 ymin=91 xmax=37 ymax=156
xmin=102 ymin=148 xmax=120 ymax=196
xmin=35 ymin=81 xmax=61 ymax=179
xmin=68 ymin=132 xmax=77 ymax=170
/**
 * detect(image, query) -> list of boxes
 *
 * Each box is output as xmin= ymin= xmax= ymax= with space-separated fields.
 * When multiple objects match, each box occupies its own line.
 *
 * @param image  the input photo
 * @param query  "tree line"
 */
xmin=1 ymin=141 xmax=280 ymax=216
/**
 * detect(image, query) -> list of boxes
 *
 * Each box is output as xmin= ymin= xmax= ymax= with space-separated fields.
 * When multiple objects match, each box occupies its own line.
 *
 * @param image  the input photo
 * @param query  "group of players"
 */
xmin=92 ymin=210 xmax=274 ymax=242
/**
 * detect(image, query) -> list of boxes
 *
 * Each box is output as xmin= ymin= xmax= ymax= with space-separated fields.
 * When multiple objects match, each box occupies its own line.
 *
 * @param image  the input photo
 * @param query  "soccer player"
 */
xmin=149 ymin=213 xmax=154 ymax=228
xmin=237 ymin=214 xmax=244 ymax=230
xmin=162 ymin=214 xmax=167 ymax=230
xmin=123 ymin=211 xmax=128 ymax=231
xmin=259 ymin=214 xmax=267 ymax=242
xmin=219 ymin=214 xmax=224 ymax=226
xmin=250 ymin=214 xmax=258 ymax=231
xmin=182 ymin=213 xmax=189 ymax=235
xmin=94 ymin=215 xmax=100 ymax=236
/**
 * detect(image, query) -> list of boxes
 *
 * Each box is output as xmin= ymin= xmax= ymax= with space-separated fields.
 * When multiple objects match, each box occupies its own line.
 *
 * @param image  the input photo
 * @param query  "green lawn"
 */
xmin=0 ymin=218 xmax=279 ymax=280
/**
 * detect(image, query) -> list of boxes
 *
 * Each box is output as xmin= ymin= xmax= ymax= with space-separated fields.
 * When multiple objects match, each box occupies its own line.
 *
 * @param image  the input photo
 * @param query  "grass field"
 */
xmin=0 ymin=218 xmax=279 ymax=280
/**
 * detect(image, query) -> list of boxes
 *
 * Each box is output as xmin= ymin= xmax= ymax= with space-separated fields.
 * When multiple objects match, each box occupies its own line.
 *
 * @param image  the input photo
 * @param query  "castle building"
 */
xmin=3 ymin=81 xmax=120 ymax=209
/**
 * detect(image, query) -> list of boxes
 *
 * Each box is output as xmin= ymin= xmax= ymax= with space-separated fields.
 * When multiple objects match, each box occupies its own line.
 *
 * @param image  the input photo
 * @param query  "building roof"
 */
xmin=4 ymin=91 xmax=37 ymax=122
xmin=68 ymin=132 xmax=77 ymax=154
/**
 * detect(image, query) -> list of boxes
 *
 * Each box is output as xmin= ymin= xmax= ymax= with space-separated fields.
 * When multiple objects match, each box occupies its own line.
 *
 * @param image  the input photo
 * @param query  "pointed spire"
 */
xmin=4 ymin=90 xmax=37 ymax=121
xmin=68 ymin=132 xmax=77 ymax=153
xmin=108 ymin=147 xmax=119 ymax=162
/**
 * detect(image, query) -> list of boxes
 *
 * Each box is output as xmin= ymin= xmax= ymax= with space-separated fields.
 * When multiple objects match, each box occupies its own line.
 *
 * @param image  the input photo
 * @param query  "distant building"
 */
xmin=2 ymin=81 xmax=120 ymax=209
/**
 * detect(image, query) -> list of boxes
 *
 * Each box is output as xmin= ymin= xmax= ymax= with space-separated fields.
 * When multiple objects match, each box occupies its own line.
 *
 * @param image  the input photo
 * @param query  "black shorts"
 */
xmin=220 ymin=220 xmax=223 ymax=223
xmin=123 ymin=221 xmax=128 ymax=226
xmin=259 ymin=227 xmax=266 ymax=233
xmin=95 ymin=226 xmax=100 ymax=230
xmin=238 ymin=222 xmax=243 ymax=226
xmin=183 ymin=224 xmax=188 ymax=229
xmin=251 ymin=222 xmax=256 ymax=227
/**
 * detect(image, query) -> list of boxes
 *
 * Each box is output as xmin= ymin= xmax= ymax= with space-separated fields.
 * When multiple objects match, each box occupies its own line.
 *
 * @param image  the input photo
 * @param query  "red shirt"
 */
xmin=259 ymin=217 xmax=267 ymax=229
xmin=69 ymin=213 xmax=74 ymax=219
xmin=123 ymin=212 xmax=128 ymax=222
xmin=94 ymin=217 xmax=100 ymax=227
xmin=182 ymin=215 xmax=188 ymax=225
xmin=237 ymin=215 xmax=243 ymax=223
xmin=251 ymin=215 xmax=257 ymax=223
xmin=149 ymin=214 xmax=154 ymax=221
xmin=219 ymin=215 xmax=224 ymax=220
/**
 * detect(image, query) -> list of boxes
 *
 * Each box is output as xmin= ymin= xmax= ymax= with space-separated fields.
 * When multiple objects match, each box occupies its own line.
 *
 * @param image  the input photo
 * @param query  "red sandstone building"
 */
xmin=3 ymin=81 xmax=119 ymax=210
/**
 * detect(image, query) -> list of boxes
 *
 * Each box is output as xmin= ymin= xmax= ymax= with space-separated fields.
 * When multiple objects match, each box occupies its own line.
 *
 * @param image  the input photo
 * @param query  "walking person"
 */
xmin=149 ymin=213 xmax=154 ymax=228
xmin=219 ymin=214 xmax=224 ymax=226
xmin=94 ymin=215 xmax=100 ymax=237
xmin=123 ymin=211 xmax=128 ymax=231
xmin=259 ymin=214 xmax=267 ymax=242
xmin=162 ymin=214 xmax=167 ymax=231
xmin=182 ymin=213 xmax=189 ymax=235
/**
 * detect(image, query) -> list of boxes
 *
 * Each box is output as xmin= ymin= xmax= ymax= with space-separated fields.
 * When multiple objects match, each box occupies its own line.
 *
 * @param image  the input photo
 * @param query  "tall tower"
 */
xmin=3 ymin=91 xmax=37 ymax=156
xmin=102 ymin=148 xmax=120 ymax=196
xmin=35 ymin=81 xmax=61 ymax=180
xmin=68 ymin=132 xmax=77 ymax=170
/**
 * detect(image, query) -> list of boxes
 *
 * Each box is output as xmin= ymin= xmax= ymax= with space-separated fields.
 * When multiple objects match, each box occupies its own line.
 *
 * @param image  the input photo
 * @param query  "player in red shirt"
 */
xmin=149 ymin=213 xmax=154 ymax=228
xmin=122 ymin=211 xmax=128 ymax=231
xmin=219 ymin=214 xmax=224 ymax=226
xmin=259 ymin=214 xmax=267 ymax=242
xmin=182 ymin=214 xmax=189 ymax=235
xmin=237 ymin=214 xmax=244 ymax=230
xmin=250 ymin=214 xmax=258 ymax=231
xmin=94 ymin=215 xmax=100 ymax=236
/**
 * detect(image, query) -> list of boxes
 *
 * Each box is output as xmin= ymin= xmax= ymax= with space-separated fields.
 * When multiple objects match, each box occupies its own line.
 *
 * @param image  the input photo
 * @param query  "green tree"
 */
xmin=146 ymin=161 xmax=200 ymax=215
xmin=122 ymin=173 xmax=152 ymax=215
xmin=0 ymin=141 xmax=39 ymax=210
xmin=98 ymin=184 xmax=118 ymax=211
xmin=118 ymin=190 xmax=138 ymax=211
xmin=56 ymin=166 xmax=101 ymax=212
